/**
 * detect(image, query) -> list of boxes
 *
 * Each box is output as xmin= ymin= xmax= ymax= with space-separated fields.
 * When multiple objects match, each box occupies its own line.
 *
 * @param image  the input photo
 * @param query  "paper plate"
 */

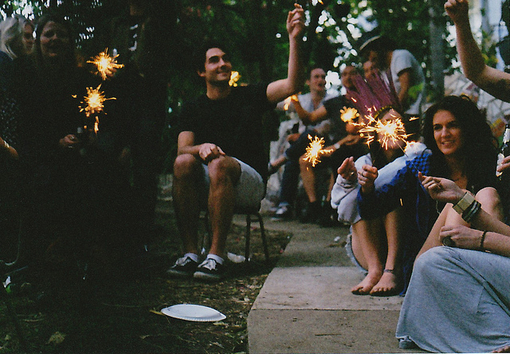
xmin=161 ymin=304 xmax=226 ymax=322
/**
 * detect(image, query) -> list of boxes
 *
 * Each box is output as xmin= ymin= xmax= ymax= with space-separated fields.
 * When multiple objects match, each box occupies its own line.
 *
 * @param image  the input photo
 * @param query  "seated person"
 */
xmin=167 ymin=5 xmax=305 ymax=281
xmin=268 ymin=65 xmax=367 ymax=224
xmin=358 ymin=95 xmax=500 ymax=293
xmin=332 ymin=107 xmax=426 ymax=295
xmin=396 ymin=174 xmax=508 ymax=352
xmin=270 ymin=66 xmax=337 ymax=220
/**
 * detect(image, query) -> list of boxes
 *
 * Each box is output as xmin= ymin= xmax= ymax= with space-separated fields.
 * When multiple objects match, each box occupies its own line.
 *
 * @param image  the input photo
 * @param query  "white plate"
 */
xmin=161 ymin=304 xmax=226 ymax=322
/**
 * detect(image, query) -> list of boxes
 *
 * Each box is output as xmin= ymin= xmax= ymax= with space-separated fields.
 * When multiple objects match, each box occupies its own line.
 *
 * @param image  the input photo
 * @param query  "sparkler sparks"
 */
xmin=79 ymin=85 xmax=116 ymax=118
xmin=359 ymin=113 xmax=409 ymax=150
xmin=87 ymin=48 xmax=124 ymax=80
xmin=303 ymin=135 xmax=333 ymax=167
xmin=340 ymin=107 xmax=359 ymax=123
xmin=229 ymin=71 xmax=240 ymax=87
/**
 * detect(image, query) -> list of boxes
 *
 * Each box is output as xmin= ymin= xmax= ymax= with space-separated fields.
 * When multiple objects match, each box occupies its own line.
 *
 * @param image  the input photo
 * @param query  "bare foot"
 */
xmin=351 ymin=272 xmax=381 ymax=295
xmin=493 ymin=345 xmax=510 ymax=353
xmin=370 ymin=269 xmax=401 ymax=296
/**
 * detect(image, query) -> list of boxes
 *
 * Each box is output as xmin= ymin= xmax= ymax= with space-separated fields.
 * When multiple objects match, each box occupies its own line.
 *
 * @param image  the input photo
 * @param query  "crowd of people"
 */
xmin=2 ymin=0 xmax=510 ymax=352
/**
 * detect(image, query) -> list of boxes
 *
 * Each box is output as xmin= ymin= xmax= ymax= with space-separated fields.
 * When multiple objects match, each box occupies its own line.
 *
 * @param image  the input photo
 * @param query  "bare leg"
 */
xmin=299 ymin=155 xmax=317 ymax=203
xmin=172 ymin=154 xmax=203 ymax=255
xmin=207 ymin=156 xmax=241 ymax=258
xmin=370 ymin=208 xmax=403 ymax=295
xmin=350 ymin=218 xmax=385 ymax=295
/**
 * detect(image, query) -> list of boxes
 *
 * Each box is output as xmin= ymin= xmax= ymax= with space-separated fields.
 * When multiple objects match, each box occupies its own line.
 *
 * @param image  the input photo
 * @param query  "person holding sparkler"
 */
xmin=268 ymin=65 xmax=366 ymax=224
xmin=14 ymin=14 xmax=131 ymax=280
xmin=332 ymin=107 xmax=426 ymax=296
xmin=270 ymin=66 xmax=338 ymax=220
xmin=358 ymin=95 xmax=502 ymax=294
xmin=167 ymin=4 xmax=305 ymax=281
xmin=395 ymin=174 xmax=510 ymax=352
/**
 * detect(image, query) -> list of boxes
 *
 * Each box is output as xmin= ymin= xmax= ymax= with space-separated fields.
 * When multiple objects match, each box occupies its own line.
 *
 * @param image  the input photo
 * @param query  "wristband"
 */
xmin=480 ymin=230 xmax=487 ymax=251
xmin=461 ymin=200 xmax=481 ymax=224
xmin=452 ymin=192 xmax=475 ymax=214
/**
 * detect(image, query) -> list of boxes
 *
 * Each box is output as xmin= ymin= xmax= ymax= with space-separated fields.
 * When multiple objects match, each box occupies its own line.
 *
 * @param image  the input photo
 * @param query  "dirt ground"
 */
xmin=0 ymin=199 xmax=292 ymax=353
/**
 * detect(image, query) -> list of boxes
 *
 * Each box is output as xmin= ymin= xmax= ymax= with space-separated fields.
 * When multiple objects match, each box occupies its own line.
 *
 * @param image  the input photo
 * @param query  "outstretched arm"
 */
xmin=292 ymin=96 xmax=328 ymax=125
xmin=266 ymin=4 xmax=306 ymax=104
xmin=445 ymin=0 xmax=510 ymax=102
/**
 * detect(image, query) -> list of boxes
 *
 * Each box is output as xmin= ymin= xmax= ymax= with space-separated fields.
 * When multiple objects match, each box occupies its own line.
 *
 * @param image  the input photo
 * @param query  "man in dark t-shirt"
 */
xmin=167 ymin=4 xmax=305 ymax=281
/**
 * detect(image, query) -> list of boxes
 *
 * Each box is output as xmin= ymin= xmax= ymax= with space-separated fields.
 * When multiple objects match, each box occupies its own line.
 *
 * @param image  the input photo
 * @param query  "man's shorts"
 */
xmin=200 ymin=157 xmax=265 ymax=210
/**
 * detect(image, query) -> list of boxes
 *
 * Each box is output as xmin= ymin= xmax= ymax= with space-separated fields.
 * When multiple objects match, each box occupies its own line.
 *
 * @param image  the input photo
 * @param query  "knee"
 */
xmin=476 ymin=187 xmax=503 ymax=217
xmin=414 ymin=247 xmax=452 ymax=276
xmin=208 ymin=157 xmax=238 ymax=184
xmin=173 ymin=154 xmax=200 ymax=179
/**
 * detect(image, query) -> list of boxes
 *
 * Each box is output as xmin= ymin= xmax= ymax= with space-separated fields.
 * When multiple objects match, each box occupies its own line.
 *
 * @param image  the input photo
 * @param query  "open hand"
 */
xmin=338 ymin=156 xmax=357 ymax=182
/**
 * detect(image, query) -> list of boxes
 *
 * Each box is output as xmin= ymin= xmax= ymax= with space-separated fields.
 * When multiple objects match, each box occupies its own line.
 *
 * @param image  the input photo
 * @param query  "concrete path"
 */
xmin=244 ymin=216 xmax=424 ymax=354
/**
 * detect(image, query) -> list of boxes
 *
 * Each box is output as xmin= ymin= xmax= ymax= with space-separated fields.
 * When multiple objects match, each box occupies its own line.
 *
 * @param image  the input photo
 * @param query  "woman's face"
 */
xmin=22 ymin=23 xmax=34 ymax=55
xmin=432 ymin=109 xmax=463 ymax=157
xmin=39 ymin=21 xmax=70 ymax=60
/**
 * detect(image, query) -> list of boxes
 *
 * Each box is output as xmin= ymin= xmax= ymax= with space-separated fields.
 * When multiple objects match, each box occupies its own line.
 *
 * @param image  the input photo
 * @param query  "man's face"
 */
xmin=363 ymin=60 xmax=376 ymax=79
xmin=307 ymin=68 xmax=326 ymax=94
xmin=199 ymin=48 xmax=232 ymax=86
xmin=341 ymin=66 xmax=357 ymax=90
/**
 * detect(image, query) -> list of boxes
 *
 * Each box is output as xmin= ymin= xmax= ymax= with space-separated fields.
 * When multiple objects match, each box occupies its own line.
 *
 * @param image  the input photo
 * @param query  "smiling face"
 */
xmin=432 ymin=109 xmax=464 ymax=157
xmin=199 ymin=47 xmax=232 ymax=86
xmin=39 ymin=21 xmax=70 ymax=60
xmin=340 ymin=65 xmax=357 ymax=90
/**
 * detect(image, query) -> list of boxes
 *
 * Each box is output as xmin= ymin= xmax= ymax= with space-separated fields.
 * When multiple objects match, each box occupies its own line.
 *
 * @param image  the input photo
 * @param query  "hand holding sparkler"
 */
xmin=59 ymin=134 xmax=80 ymax=150
xmin=419 ymin=172 xmax=465 ymax=204
xmin=199 ymin=143 xmax=225 ymax=163
xmin=287 ymin=4 xmax=305 ymax=40
xmin=338 ymin=156 xmax=357 ymax=182
xmin=358 ymin=164 xmax=378 ymax=194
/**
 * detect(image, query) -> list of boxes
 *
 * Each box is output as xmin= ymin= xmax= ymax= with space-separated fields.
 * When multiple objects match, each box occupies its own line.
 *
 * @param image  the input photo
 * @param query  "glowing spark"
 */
xmin=87 ymin=48 xmax=124 ymax=80
xmin=303 ymin=134 xmax=333 ymax=167
xmin=79 ymin=85 xmax=116 ymax=117
xmin=94 ymin=116 xmax=99 ymax=134
xmin=283 ymin=95 xmax=298 ymax=111
xmin=340 ymin=107 xmax=359 ymax=123
xmin=359 ymin=114 xmax=409 ymax=150
xmin=229 ymin=71 xmax=241 ymax=87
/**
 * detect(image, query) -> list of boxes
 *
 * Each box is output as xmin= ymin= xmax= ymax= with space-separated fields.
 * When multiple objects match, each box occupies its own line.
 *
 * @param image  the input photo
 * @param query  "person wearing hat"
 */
xmin=358 ymin=32 xmax=425 ymax=139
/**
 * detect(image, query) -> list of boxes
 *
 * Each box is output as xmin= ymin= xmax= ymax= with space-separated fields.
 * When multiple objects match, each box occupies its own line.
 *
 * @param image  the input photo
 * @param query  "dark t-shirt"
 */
xmin=178 ymin=83 xmax=274 ymax=180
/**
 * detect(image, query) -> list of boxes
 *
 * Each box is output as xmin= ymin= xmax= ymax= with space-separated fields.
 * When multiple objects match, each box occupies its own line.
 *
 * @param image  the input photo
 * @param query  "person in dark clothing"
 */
xmin=167 ymin=4 xmax=305 ymax=281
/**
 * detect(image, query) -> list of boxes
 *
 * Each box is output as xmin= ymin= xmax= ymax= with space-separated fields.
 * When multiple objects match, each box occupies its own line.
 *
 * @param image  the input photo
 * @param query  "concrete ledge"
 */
xmin=248 ymin=309 xmax=405 ymax=353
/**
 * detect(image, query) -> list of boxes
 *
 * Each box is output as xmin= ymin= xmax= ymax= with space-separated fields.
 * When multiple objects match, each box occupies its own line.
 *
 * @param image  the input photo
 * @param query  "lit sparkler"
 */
xmin=340 ymin=107 xmax=359 ymax=123
xmin=229 ymin=71 xmax=241 ymax=87
xmin=87 ymin=48 xmax=124 ymax=80
xmin=303 ymin=134 xmax=333 ymax=167
xmin=283 ymin=94 xmax=298 ymax=111
xmin=79 ymin=84 xmax=116 ymax=118
xmin=359 ymin=113 xmax=409 ymax=150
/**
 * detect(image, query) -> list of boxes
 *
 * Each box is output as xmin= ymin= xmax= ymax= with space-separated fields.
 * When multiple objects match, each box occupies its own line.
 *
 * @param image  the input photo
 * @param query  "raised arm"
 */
xmin=266 ymin=4 xmax=306 ymax=104
xmin=445 ymin=0 xmax=510 ymax=102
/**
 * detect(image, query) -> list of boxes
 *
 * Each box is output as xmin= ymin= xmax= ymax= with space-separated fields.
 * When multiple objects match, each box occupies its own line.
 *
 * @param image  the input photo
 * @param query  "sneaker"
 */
xmin=273 ymin=204 xmax=292 ymax=220
xmin=193 ymin=258 xmax=225 ymax=281
xmin=167 ymin=256 xmax=198 ymax=278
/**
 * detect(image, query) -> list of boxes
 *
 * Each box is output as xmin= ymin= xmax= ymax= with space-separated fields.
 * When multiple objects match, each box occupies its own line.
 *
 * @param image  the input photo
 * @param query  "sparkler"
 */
xmin=303 ymin=134 xmax=333 ymax=167
xmin=358 ymin=113 xmax=409 ymax=151
xmin=340 ymin=107 xmax=359 ymax=123
xmin=229 ymin=71 xmax=240 ymax=87
xmin=87 ymin=48 xmax=124 ymax=80
xmin=79 ymin=84 xmax=115 ymax=118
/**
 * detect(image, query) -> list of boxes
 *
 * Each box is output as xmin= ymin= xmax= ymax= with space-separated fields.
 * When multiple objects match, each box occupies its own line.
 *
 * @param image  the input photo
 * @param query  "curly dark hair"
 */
xmin=422 ymin=95 xmax=498 ymax=191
